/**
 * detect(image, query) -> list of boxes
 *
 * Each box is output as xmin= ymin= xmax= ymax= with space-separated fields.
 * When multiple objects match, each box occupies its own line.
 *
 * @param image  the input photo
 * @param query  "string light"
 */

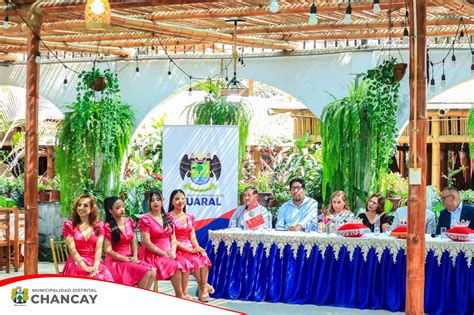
xmin=269 ymin=0 xmax=279 ymax=13
xmin=373 ymin=0 xmax=380 ymax=14
xmin=343 ymin=1 xmax=352 ymax=25
xmin=441 ymin=59 xmax=446 ymax=87
xmin=459 ymin=30 xmax=466 ymax=44
xmin=35 ymin=52 xmax=41 ymax=64
xmin=167 ymin=60 xmax=172 ymax=77
xmin=451 ymin=52 xmax=457 ymax=67
xmin=3 ymin=15 xmax=8 ymax=29
xmin=135 ymin=55 xmax=140 ymax=75
xmin=188 ymin=76 xmax=192 ymax=96
xmin=63 ymin=65 xmax=68 ymax=90
xmin=403 ymin=28 xmax=409 ymax=44
xmin=471 ymin=50 xmax=474 ymax=77
xmin=430 ymin=62 xmax=435 ymax=92
xmin=309 ymin=2 xmax=318 ymax=25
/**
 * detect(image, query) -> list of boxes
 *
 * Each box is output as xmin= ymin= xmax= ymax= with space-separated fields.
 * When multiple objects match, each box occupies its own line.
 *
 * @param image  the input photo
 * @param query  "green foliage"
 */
xmin=468 ymin=107 xmax=474 ymax=156
xmin=460 ymin=189 xmax=474 ymax=205
xmin=184 ymin=80 xmax=252 ymax=171
xmin=56 ymin=68 xmax=135 ymax=215
xmin=269 ymin=133 xmax=322 ymax=215
xmin=381 ymin=172 xmax=408 ymax=199
xmin=441 ymin=165 xmax=465 ymax=187
xmin=321 ymin=58 xmax=400 ymax=210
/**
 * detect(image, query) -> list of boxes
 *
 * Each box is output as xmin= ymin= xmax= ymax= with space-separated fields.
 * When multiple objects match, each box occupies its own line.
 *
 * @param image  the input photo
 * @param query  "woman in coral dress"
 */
xmin=168 ymin=189 xmax=213 ymax=302
xmin=62 ymin=194 xmax=113 ymax=281
xmin=138 ymin=189 xmax=191 ymax=298
xmin=103 ymin=196 xmax=156 ymax=288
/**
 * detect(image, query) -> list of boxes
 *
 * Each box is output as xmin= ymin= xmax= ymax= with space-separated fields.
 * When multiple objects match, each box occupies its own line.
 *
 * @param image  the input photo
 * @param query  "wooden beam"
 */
xmin=0 ymin=53 xmax=21 ymax=61
xmin=37 ymin=0 xmax=223 ymax=15
xmin=145 ymin=1 xmax=408 ymax=21
xmin=110 ymin=14 xmax=298 ymax=50
xmin=430 ymin=0 xmax=474 ymax=17
xmin=24 ymin=5 xmax=42 ymax=276
xmin=46 ymin=146 xmax=54 ymax=179
xmin=431 ymin=115 xmax=441 ymax=190
xmin=220 ymin=17 xmax=470 ymax=35
xmin=0 ymin=36 xmax=132 ymax=56
xmin=406 ymin=0 xmax=427 ymax=314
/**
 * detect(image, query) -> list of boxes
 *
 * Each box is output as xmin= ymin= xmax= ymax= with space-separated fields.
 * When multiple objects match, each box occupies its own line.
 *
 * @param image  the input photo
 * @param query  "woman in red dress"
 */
xmin=103 ymin=196 xmax=156 ymax=288
xmin=62 ymin=194 xmax=113 ymax=281
xmin=138 ymin=189 xmax=192 ymax=298
xmin=167 ymin=189 xmax=213 ymax=302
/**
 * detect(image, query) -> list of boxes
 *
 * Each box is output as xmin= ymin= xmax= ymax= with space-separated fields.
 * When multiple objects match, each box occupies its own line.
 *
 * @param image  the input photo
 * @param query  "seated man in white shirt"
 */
xmin=388 ymin=186 xmax=437 ymax=234
xmin=275 ymin=178 xmax=319 ymax=231
xmin=229 ymin=186 xmax=272 ymax=230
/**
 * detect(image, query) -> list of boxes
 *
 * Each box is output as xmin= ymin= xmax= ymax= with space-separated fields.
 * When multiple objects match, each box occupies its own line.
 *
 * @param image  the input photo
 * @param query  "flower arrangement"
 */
xmin=318 ymin=213 xmax=335 ymax=234
xmin=38 ymin=175 xmax=60 ymax=191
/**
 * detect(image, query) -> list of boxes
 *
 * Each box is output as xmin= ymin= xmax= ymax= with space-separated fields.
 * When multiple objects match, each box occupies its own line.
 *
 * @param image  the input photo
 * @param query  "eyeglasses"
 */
xmin=441 ymin=195 xmax=454 ymax=201
xmin=290 ymin=186 xmax=303 ymax=191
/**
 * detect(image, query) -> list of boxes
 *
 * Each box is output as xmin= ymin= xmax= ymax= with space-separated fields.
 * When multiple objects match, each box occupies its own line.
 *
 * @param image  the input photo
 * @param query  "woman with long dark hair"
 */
xmin=358 ymin=193 xmax=391 ymax=232
xmin=103 ymin=196 xmax=156 ymax=288
xmin=167 ymin=189 xmax=213 ymax=302
xmin=138 ymin=189 xmax=191 ymax=298
xmin=62 ymin=194 xmax=113 ymax=280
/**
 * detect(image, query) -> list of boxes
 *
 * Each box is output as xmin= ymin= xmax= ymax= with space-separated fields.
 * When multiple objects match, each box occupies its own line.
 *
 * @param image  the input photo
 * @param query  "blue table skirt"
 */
xmin=206 ymin=241 xmax=474 ymax=315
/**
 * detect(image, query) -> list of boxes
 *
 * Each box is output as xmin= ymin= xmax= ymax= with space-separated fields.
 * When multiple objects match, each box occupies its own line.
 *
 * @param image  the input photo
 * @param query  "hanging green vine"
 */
xmin=56 ymin=68 xmax=135 ymax=215
xmin=321 ymin=58 xmax=400 ymax=210
xmin=184 ymin=80 xmax=252 ymax=169
xmin=468 ymin=107 xmax=474 ymax=157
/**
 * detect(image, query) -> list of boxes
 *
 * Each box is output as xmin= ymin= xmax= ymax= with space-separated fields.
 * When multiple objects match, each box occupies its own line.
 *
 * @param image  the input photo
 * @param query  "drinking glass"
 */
xmin=440 ymin=227 xmax=447 ymax=238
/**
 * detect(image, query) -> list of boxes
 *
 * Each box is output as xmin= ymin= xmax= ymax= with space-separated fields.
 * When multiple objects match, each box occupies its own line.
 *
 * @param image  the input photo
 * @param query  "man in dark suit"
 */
xmin=436 ymin=186 xmax=474 ymax=234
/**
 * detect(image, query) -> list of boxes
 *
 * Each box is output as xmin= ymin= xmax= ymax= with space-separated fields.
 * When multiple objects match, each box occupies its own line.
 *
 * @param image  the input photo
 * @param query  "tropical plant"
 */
xmin=269 ymin=133 xmax=322 ymax=215
xmin=320 ymin=58 xmax=400 ymax=210
xmin=56 ymin=67 xmax=135 ymax=215
xmin=460 ymin=189 xmax=474 ymax=205
xmin=184 ymin=80 xmax=252 ymax=173
xmin=441 ymin=165 xmax=465 ymax=187
xmin=468 ymin=107 xmax=474 ymax=156
xmin=254 ymin=172 xmax=271 ymax=193
xmin=37 ymin=175 xmax=60 ymax=191
xmin=381 ymin=172 xmax=409 ymax=199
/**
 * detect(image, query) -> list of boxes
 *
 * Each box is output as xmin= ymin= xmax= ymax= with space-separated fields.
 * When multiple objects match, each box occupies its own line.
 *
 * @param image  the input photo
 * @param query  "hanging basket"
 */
xmin=87 ymin=76 xmax=107 ymax=91
xmin=393 ymin=63 xmax=408 ymax=82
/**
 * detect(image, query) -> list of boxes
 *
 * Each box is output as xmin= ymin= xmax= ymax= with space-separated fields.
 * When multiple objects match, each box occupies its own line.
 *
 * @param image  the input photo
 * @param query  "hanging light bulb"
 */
xmin=167 ymin=61 xmax=172 ymax=77
xmin=269 ymin=0 xmax=279 ymax=13
xmin=459 ymin=30 xmax=466 ymax=44
xmin=471 ymin=50 xmax=474 ymax=77
xmin=451 ymin=53 xmax=457 ymax=67
xmin=188 ymin=87 xmax=193 ymax=96
xmin=135 ymin=66 xmax=140 ymax=74
xmin=430 ymin=78 xmax=435 ymax=92
xmin=3 ymin=15 xmax=8 ymax=30
xmin=373 ymin=0 xmax=380 ymax=14
xmin=403 ymin=28 xmax=409 ymax=44
xmin=343 ymin=2 xmax=352 ymax=25
xmin=440 ymin=73 xmax=446 ymax=87
xmin=35 ymin=52 xmax=41 ymax=64
xmin=309 ymin=2 xmax=318 ymax=25
xmin=63 ymin=77 xmax=68 ymax=90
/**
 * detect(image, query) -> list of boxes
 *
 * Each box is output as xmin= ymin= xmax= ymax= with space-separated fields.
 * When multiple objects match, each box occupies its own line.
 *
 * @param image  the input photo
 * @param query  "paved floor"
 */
xmin=1 ymin=262 xmax=403 ymax=315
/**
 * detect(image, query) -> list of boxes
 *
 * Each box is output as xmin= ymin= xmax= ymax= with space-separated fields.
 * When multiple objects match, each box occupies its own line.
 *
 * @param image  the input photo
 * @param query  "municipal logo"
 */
xmin=180 ymin=153 xmax=221 ymax=192
xmin=11 ymin=286 xmax=29 ymax=305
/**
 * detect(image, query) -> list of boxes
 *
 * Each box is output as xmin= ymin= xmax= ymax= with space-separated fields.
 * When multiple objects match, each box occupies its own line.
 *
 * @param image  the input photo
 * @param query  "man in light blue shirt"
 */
xmin=276 ymin=178 xmax=319 ymax=231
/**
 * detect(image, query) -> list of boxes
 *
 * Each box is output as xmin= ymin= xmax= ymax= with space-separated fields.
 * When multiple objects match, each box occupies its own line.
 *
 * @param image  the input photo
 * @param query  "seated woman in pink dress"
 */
xmin=103 ymin=196 xmax=156 ymax=289
xmin=168 ymin=189 xmax=212 ymax=302
xmin=62 ymin=194 xmax=113 ymax=281
xmin=138 ymin=189 xmax=191 ymax=298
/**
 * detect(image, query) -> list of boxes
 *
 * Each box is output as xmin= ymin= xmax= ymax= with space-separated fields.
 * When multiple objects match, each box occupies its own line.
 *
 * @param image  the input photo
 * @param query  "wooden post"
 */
xmin=440 ymin=145 xmax=448 ymax=188
xmin=407 ymin=0 xmax=427 ymax=314
xmin=46 ymin=146 xmax=55 ymax=178
xmin=431 ymin=116 xmax=441 ymax=190
xmin=248 ymin=80 xmax=254 ymax=96
xmin=24 ymin=8 xmax=42 ymax=275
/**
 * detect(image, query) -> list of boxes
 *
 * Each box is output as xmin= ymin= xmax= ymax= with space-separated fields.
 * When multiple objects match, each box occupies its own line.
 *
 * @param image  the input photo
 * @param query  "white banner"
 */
xmin=1 ymin=276 xmax=241 ymax=314
xmin=162 ymin=125 xmax=239 ymax=225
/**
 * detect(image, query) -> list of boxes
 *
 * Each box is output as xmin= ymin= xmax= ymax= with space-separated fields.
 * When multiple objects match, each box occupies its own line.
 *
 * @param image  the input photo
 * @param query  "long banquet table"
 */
xmin=205 ymin=229 xmax=474 ymax=315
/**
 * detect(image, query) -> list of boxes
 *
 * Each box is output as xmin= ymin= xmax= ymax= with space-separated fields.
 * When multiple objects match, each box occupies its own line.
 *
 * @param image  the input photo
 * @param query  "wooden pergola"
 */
xmin=1 ymin=1 xmax=473 ymax=314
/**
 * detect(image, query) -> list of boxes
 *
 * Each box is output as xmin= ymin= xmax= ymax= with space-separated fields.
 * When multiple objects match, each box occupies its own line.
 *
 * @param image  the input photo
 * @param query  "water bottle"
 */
xmin=374 ymin=216 xmax=380 ymax=236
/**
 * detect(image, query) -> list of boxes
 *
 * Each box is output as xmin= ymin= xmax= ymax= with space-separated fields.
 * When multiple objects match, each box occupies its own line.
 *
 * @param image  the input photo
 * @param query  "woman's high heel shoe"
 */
xmin=198 ymin=284 xmax=210 ymax=303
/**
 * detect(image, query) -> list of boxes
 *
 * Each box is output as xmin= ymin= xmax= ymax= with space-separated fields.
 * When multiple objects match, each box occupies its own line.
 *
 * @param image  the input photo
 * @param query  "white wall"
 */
xmin=0 ymin=48 xmax=472 ymax=132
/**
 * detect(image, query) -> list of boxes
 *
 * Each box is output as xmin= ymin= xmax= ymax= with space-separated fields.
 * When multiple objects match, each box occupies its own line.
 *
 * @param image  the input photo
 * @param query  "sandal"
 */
xmin=198 ymin=284 xmax=209 ymax=303
xmin=207 ymin=284 xmax=215 ymax=295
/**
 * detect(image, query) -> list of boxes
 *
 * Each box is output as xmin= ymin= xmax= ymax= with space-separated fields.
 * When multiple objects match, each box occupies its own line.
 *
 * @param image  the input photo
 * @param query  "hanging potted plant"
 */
xmin=56 ymin=67 xmax=135 ymax=215
xmin=83 ymin=67 xmax=108 ymax=91
xmin=394 ymin=63 xmax=408 ymax=82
